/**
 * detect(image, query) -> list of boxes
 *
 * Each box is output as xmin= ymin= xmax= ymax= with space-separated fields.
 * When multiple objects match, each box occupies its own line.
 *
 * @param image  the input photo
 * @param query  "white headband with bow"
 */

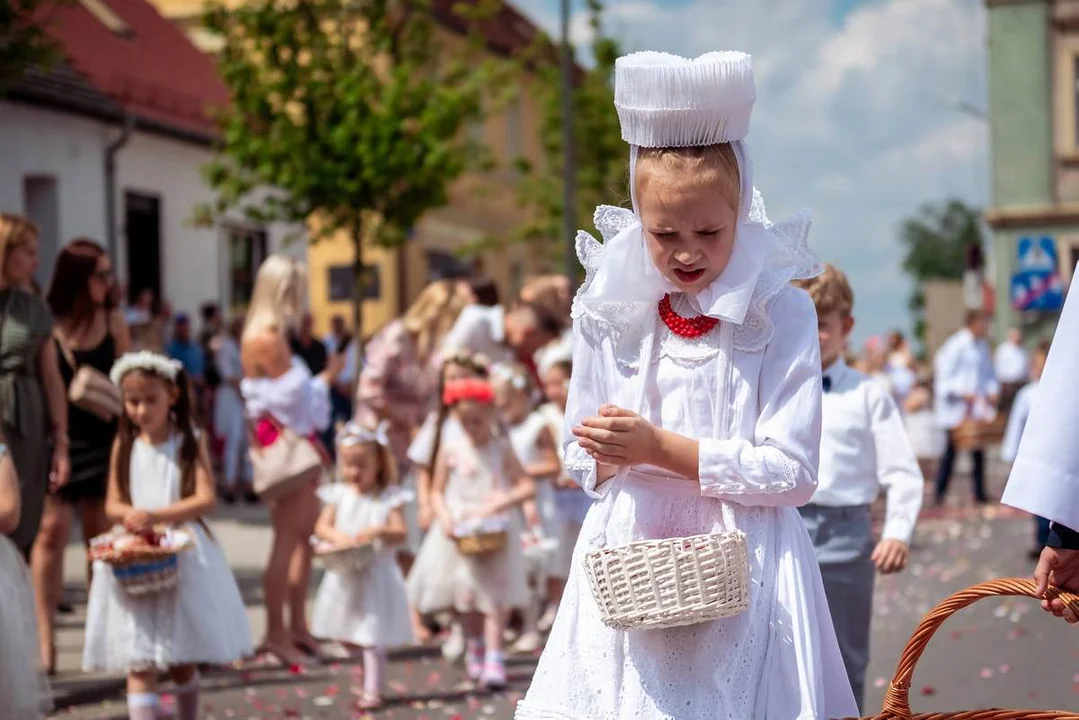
xmin=336 ymin=421 xmax=390 ymax=448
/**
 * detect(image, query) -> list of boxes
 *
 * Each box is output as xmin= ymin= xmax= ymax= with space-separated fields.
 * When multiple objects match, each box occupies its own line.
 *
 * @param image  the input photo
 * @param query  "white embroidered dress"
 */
xmin=516 ymin=204 xmax=856 ymax=720
xmin=0 ymin=449 xmax=51 ymax=720
xmin=83 ymin=434 xmax=253 ymax=672
xmin=310 ymin=484 xmax=414 ymax=648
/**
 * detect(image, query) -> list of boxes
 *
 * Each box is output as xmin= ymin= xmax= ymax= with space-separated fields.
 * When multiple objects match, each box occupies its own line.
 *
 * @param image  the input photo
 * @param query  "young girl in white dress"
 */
xmin=516 ymin=51 xmax=856 ymax=720
xmin=84 ymin=352 xmax=252 ymax=720
xmin=408 ymin=377 xmax=534 ymax=688
xmin=406 ymin=350 xmax=489 ymax=654
xmin=536 ymin=353 xmax=589 ymax=634
xmin=0 ymin=441 xmax=51 ymax=720
xmin=492 ymin=363 xmax=560 ymax=653
xmin=311 ymin=422 xmax=414 ymax=710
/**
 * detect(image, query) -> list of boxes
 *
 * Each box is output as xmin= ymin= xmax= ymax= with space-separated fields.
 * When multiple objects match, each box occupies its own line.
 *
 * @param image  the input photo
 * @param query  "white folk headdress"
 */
xmin=574 ymin=51 xmax=820 ymax=356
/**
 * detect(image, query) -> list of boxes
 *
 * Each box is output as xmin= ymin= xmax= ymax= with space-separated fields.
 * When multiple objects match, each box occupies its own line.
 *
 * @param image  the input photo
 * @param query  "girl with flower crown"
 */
xmin=515 ymin=52 xmax=856 ymax=720
xmin=83 ymin=352 xmax=251 ymax=720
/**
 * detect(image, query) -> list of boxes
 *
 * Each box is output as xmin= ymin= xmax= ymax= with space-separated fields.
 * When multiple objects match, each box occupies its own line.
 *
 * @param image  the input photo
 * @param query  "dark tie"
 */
xmin=822 ymin=376 xmax=832 ymax=393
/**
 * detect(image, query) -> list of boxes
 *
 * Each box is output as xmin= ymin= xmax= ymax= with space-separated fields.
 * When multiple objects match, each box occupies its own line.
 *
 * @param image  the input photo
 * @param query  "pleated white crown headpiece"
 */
xmin=614 ymin=51 xmax=756 ymax=148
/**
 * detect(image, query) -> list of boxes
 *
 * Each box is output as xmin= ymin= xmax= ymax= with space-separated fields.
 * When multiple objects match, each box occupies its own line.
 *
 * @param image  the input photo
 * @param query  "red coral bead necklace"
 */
xmin=658 ymin=293 xmax=719 ymax=339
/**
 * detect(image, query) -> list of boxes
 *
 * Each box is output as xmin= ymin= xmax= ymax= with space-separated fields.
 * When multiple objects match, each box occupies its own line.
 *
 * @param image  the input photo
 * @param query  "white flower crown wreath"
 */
xmin=110 ymin=351 xmax=184 ymax=387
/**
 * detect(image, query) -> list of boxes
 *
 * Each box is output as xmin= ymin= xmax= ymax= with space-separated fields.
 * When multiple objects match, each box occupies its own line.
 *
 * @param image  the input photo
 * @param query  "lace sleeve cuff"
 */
xmin=564 ymin=443 xmax=613 ymax=499
xmin=697 ymin=437 xmax=814 ymax=506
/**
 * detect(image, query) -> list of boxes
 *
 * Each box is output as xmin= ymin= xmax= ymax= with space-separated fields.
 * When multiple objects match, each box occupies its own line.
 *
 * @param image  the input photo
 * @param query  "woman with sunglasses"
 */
xmin=32 ymin=238 xmax=129 ymax=674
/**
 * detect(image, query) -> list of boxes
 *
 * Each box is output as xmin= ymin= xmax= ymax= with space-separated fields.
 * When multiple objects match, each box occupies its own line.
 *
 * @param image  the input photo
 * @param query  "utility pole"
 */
xmin=561 ymin=0 xmax=577 ymax=286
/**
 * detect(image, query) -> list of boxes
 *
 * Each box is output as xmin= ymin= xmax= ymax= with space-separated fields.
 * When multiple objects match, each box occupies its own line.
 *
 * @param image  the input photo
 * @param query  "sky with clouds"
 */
xmin=510 ymin=0 xmax=988 ymax=346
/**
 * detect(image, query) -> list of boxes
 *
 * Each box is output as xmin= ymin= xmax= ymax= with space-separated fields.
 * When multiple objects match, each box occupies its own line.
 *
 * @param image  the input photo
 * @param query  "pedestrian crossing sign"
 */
xmin=1010 ymin=235 xmax=1064 ymax=312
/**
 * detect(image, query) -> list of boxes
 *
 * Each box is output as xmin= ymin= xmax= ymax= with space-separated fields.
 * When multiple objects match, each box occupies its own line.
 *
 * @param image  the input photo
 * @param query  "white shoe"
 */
xmin=537 ymin=604 xmax=558 ymax=633
xmin=511 ymin=631 xmax=543 ymax=654
xmin=442 ymin=622 xmax=465 ymax=661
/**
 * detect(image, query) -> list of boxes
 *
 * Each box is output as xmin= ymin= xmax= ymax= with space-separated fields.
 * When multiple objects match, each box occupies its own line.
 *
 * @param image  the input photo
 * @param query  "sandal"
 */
xmin=292 ymin=633 xmax=323 ymax=660
xmin=256 ymin=640 xmax=308 ymax=668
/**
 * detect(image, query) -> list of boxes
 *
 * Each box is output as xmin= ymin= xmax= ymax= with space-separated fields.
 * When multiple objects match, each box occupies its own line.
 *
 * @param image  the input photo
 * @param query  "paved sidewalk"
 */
xmin=50 ymin=454 xmax=1079 ymax=719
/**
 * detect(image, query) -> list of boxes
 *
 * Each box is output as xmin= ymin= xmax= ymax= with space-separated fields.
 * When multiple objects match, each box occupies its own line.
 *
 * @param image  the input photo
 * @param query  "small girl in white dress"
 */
xmin=406 ymin=350 xmax=489 ymax=653
xmin=516 ymin=51 xmax=856 ymax=720
xmin=536 ymin=352 xmax=589 ymax=634
xmin=311 ymin=421 xmax=413 ymax=709
xmin=408 ymin=377 xmax=534 ymax=688
xmin=492 ymin=363 xmax=560 ymax=653
xmin=0 ymin=441 xmax=51 ymax=720
xmin=84 ymin=352 xmax=252 ymax=720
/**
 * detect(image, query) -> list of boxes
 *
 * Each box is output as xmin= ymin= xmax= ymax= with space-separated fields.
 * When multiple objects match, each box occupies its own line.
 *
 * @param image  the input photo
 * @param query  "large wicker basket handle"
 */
xmin=880 ymin=578 xmax=1079 ymax=718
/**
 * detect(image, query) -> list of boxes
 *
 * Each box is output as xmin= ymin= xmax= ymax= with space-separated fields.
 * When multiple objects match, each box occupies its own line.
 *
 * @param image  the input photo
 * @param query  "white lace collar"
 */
xmin=573 ymin=192 xmax=820 ymax=355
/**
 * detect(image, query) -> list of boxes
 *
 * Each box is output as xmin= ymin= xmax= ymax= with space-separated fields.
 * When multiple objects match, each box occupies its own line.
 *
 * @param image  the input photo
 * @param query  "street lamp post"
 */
xmin=561 ymin=0 xmax=577 ymax=286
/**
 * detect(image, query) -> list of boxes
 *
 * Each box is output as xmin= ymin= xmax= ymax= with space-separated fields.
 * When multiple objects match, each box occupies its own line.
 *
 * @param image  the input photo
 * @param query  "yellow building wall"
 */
xmin=305 ymin=231 xmax=400 ymax=338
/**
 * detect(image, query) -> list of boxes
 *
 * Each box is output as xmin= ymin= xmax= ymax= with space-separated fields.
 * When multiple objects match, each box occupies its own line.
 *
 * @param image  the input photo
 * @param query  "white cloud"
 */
xmin=507 ymin=0 xmax=988 ymax=343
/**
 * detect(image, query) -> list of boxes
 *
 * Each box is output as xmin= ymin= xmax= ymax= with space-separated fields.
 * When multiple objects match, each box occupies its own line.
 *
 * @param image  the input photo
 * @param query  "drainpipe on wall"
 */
xmin=104 ymin=114 xmax=135 ymax=261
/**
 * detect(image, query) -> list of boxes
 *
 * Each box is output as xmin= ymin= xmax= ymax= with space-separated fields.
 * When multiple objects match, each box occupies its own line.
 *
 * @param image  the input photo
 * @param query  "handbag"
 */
xmin=248 ymin=414 xmax=325 ymax=501
xmin=53 ymin=331 xmax=122 ymax=422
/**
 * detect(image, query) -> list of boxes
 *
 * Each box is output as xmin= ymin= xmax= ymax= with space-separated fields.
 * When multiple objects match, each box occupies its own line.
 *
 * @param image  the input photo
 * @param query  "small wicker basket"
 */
xmin=950 ymin=416 xmax=1006 ymax=451
xmin=584 ymin=530 xmax=750 ymax=631
xmin=854 ymin=578 xmax=1079 ymax=719
xmin=314 ymin=542 xmax=375 ymax=575
xmin=91 ymin=535 xmax=193 ymax=597
xmin=455 ymin=530 xmax=507 ymax=557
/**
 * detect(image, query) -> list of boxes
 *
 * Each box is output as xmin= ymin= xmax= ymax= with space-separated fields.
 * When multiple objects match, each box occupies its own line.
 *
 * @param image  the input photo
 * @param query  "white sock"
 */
xmin=484 ymin=648 xmax=504 ymax=666
xmin=362 ymin=647 xmax=386 ymax=696
xmin=174 ymin=674 xmax=199 ymax=720
xmin=127 ymin=692 xmax=158 ymax=720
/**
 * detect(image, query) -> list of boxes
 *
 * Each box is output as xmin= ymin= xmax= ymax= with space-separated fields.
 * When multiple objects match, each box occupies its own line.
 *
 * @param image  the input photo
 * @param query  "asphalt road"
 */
xmin=50 ymin=500 xmax=1079 ymax=720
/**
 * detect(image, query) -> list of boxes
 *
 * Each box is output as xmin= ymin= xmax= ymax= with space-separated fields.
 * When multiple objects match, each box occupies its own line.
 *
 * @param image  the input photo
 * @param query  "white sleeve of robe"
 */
xmin=1002 ymin=270 xmax=1079 ymax=530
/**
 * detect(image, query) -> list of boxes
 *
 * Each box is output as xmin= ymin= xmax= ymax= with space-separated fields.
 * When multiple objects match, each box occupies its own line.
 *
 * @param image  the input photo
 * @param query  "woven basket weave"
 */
xmin=94 ymin=544 xmax=192 ymax=597
xmin=583 ymin=530 xmax=749 ymax=631
xmin=315 ymin=542 xmax=375 ymax=575
xmin=455 ymin=530 xmax=507 ymax=556
xmin=853 ymin=578 xmax=1079 ymax=719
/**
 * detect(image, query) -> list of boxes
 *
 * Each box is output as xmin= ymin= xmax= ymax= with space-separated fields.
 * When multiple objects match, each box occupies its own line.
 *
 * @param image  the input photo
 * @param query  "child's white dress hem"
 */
xmin=82 ymin=436 xmax=253 ymax=673
xmin=310 ymin=484 xmax=415 ymax=648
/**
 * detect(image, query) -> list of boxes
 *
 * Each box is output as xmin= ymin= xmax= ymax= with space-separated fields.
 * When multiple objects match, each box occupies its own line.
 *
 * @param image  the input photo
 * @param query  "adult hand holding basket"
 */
xmin=854 ymin=578 xmax=1079 ymax=719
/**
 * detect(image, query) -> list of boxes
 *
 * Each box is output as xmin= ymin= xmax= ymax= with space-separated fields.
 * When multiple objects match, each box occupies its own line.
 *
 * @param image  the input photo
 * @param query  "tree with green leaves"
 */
xmin=900 ymin=198 xmax=985 ymax=344
xmin=511 ymin=0 xmax=625 ymax=269
xmin=0 ymin=0 xmax=61 ymax=92
xmin=199 ymin=0 xmax=497 ymax=361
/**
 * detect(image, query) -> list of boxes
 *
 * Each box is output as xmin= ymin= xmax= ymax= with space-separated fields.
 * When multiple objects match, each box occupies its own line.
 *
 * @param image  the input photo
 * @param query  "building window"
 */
xmin=506 ymin=95 xmax=523 ymax=161
xmin=226 ymin=226 xmax=267 ymax=313
xmin=426 ymin=249 xmax=470 ymax=282
xmin=1073 ymin=55 xmax=1079 ymax=149
xmin=22 ymin=175 xmax=58 ymax=287
xmin=328 ymin=264 xmax=380 ymax=302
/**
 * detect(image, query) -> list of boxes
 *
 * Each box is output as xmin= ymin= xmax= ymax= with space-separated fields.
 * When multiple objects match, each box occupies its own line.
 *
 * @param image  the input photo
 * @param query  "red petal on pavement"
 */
xmin=326 ymin=684 xmax=341 ymax=696
xmin=288 ymin=664 xmax=304 ymax=675
xmin=920 ymin=686 xmax=936 ymax=696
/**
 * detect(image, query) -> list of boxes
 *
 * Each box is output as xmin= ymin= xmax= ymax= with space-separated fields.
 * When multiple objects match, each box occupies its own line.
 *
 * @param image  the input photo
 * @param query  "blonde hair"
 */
xmin=244 ymin=254 xmax=306 ymax=338
xmin=635 ymin=143 xmax=741 ymax=209
xmin=793 ymin=264 xmax=854 ymax=318
xmin=0 ymin=213 xmax=38 ymax=285
xmin=401 ymin=280 xmax=470 ymax=360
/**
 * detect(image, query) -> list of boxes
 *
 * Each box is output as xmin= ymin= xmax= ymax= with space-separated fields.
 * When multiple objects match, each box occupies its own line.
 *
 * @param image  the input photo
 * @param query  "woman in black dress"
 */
xmin=31 ymin=238 xmax=129 ymax=672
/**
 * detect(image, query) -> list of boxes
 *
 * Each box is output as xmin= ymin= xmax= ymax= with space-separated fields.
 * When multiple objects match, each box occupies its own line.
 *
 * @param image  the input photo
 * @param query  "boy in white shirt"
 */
xmin=794 ymin=266 xmax=924 ymax=712
xmin=1000 ymin=342 xmax=1049 ymax=558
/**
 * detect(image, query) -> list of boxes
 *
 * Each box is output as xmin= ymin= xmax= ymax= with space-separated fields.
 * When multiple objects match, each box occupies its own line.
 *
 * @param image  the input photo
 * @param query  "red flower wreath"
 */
xmin=443 ymin=378 xmax=496 ymax=405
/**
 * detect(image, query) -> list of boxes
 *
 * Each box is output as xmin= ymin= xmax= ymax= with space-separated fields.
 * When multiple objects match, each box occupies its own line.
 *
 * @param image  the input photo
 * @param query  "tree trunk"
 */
xmin=351 ymin=217 xmax=365 ymax=384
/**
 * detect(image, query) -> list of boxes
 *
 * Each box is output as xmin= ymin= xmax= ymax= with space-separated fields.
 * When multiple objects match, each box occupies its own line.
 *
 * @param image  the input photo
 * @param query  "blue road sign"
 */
xmin=1010 ymin=236 xmax=1064 ymax=312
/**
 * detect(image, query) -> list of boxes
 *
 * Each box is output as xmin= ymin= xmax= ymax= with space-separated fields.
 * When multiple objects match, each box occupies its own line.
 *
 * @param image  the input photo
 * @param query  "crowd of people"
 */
xmin=0 ymin=48 xmax=1077 ymax=720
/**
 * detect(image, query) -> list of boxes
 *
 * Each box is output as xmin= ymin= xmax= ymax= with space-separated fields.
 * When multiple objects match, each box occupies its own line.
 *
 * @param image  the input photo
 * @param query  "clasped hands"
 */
xmin=571 ymin=404 xmax=658 ymax=468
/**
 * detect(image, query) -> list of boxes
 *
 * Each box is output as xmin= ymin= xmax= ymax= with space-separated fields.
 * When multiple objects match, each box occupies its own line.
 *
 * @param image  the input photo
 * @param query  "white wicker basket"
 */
xmin=584 ymin=530 xmax=750 ymax=631
xmin=314 ymin=542 xmax=375 ymax=575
